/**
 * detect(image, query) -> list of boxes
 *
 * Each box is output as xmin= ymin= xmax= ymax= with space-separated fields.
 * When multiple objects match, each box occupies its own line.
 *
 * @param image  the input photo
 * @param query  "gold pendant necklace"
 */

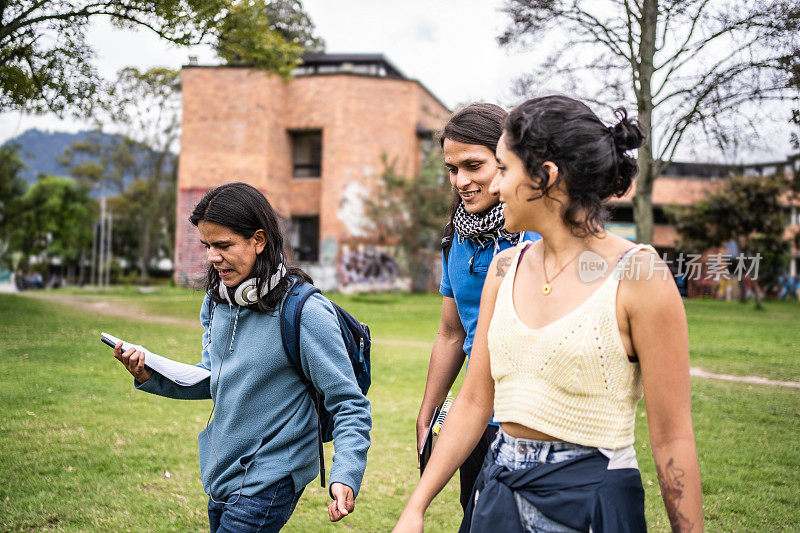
xmin=542 ymin=247 xmax=581 ymax=295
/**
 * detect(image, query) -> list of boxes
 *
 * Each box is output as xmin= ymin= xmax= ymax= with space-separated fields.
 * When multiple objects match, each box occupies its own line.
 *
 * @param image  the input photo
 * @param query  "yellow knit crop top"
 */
xmin=488 ymin=242 xmax=656 ymax=449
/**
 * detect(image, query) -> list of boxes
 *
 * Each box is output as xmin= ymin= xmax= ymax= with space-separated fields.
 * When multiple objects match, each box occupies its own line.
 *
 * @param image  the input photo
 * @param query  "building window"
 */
xmin=290 ymin=130 xmax=322 ymax=178
xmin=419 ymin=136 xmax=435 ymax=165
xmin=291 ymin=216 xmax=319 ymax=262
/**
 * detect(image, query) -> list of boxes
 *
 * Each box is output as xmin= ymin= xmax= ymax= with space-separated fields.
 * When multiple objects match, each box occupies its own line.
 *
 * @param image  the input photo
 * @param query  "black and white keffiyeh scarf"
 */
xmin=452 ymin=202 xmax=522 ymax=248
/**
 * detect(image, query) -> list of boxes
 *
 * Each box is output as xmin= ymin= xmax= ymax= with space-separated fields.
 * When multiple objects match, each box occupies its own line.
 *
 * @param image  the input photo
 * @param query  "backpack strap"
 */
xmin=279 ymin=277 xmax=327 ymax=488
xmin=279 ymin=278 xmax=321 ymax=376
xmin=441 ymin=222 xmax=455 ymax=265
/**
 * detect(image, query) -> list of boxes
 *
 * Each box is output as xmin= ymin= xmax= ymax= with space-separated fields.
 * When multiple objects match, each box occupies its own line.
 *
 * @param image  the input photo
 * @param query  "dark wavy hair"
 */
xmin=438 ymin=102 xmax=508 ymax=247
xmin=503 ymin=95 xmax=645 ymax=237
xmin=189 ymin=182 xmax=311 ymax=313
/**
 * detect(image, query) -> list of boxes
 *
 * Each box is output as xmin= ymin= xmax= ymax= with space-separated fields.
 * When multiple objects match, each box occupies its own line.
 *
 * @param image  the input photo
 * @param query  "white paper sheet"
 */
xmin=101 ymin=332 xmax=210 ymax=386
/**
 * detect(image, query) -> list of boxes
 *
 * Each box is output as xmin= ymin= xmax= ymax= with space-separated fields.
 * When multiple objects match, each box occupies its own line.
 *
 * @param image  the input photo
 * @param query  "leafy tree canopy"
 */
xmin=0 ymin=144 xmax=28 ymax=260
xmin=10 ymin=174 xmax=96 ymax=263
xmin=213 ymin=0 xmax=303 ymax=72
xmin=263 ymin=0 xmax=324 ymax=53
xmin=668 ymin=173 xmax=800 ymax=303
xmin=0 ymin=0 xmax=323 ymax=115
xmin=61 ymin=65 xmax=181 ymax=280
xmin=59 ymin=133 xmax=140 ymax=195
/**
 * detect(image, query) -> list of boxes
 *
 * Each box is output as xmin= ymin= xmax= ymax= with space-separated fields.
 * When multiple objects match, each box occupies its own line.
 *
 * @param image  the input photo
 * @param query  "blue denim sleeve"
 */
xmin=297 ymin=294 xmax=372 ymax=497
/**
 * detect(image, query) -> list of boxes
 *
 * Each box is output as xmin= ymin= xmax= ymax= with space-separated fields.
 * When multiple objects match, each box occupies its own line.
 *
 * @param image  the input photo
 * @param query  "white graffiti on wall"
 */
xmin=338 ymin=181 xmax=372 ymax=237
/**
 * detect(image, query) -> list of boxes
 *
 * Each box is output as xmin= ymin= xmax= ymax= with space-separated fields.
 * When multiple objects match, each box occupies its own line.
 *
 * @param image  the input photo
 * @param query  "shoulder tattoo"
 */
xmin=496 ymin=256 xmax=512 ymax=277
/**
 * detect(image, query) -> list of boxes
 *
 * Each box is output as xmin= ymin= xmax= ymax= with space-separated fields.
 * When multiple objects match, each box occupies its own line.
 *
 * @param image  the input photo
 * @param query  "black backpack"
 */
xmin=279 ymin=277 xmax=371 ymax=487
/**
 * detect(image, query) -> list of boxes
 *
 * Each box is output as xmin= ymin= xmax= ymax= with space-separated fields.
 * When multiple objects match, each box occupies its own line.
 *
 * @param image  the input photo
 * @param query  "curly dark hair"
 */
xmin=503 ymin=95 xmax=645 ymax=237
xmin=189 ymin=182 xmax=311 ymax=313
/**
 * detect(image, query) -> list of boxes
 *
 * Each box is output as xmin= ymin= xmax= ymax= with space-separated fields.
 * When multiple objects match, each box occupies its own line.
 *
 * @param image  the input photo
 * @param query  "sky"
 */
xmin=0 ymin=0 xmax=795 ymax=163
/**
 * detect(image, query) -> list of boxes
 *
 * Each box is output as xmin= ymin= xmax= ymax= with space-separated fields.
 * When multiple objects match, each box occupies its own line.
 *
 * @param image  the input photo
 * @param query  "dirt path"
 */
xmin=23 ymin=292 xmax=800 ymax=389
xmin=23 ymin=292 xmax=200 ymax=329
xmin=689 ymin=367 xmax=800 ymax=389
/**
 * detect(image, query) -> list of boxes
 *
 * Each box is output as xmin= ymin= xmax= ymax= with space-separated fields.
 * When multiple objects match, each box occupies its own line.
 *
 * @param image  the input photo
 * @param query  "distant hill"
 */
xmin=2 ymin=129 xmax=174 ymax=197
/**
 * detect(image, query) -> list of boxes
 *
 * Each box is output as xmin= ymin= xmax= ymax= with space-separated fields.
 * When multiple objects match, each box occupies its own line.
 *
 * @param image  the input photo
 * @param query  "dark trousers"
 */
xmin=459 ymin=424 xmax=499 ymax=510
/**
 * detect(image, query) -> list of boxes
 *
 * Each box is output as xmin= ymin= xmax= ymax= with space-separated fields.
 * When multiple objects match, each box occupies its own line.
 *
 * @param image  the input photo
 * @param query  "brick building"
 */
xmin=606 ymin=154 xmax=800 ymax=277
xmin=174 ymin=54 xmax=450 ymax=288
xmin=174 ymin=53 xmax=799 ymax=288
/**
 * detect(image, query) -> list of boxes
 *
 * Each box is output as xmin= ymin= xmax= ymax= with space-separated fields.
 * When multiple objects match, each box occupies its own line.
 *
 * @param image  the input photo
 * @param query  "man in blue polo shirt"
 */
xmin=415 ymin=101 xmax=540 ymax=512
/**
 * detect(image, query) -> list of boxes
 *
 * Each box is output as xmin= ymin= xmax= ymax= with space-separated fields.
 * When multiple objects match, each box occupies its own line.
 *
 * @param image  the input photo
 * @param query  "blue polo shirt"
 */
xmin=440 ymin=230 xmax=541 ymax=357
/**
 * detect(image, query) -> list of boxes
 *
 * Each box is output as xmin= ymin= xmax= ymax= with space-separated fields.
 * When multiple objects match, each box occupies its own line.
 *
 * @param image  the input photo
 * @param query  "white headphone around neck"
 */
xmin=218 ymin=264 xmax=287 ymax=306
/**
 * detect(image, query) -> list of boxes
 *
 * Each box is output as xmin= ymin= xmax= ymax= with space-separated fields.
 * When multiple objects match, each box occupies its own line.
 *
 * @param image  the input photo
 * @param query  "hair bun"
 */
xmin=609 ymin=108 xmax=644 ymax=152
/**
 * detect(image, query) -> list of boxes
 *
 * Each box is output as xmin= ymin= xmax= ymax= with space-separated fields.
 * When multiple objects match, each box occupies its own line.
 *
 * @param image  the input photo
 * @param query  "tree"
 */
xmin=263 ymin=0 xmax=325 ymax=52
xmin=499 ymin=0 xmax=799 ymax=244
xmin=101 ymin=67 xmax=183 ymax=154
xmin=60 ymin=132 xmax=171 ymax=281
xmin=366 ymin=150 xmax=451 ymax=291
xmin=0 ymin=144 xmax=27 ymax=262
xmin=9 ymin=174 xmax=96 ymax=269
xmin=59 ymin=132 xmax=135 ymax=195
xmin=781 ymin=2 xmax=800 ymax=148
xmin=60 ymin=66 xmax=181 ymax=280
xmin=107 ymin=175 xmax=176 ymax=279
xmin=668 ymin=173 xmax=798 ymax=308
xmin=0 ymin=0 xmax=322 ymax=115
xmin=215 ymin=0 xmax=325 ymax=66
xmin=212 ymin=1 xmax=304 ymax=73
xmin=100 ymin=67 xmax=181 ymax=280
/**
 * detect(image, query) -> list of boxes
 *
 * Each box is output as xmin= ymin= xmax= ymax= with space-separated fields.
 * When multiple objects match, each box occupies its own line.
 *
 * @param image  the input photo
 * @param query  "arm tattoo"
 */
xmin=496 ymin=256 xmax=512 ymax=277
xmin=657 ymin=457 xmax=694 ymax=532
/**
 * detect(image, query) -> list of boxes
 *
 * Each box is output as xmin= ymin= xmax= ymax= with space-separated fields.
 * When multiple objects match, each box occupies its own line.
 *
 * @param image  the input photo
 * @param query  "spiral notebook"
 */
xmin=419 ymin=394 xmax=454 ymax=475
xmin=101 ymin=332 xmax=210 ymax=386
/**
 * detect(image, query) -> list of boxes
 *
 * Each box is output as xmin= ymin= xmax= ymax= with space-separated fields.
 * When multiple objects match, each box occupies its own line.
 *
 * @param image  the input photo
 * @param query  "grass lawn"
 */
xmin=683 ymin=299 xmax=800 ymax=382
xmin=0 ymin=289 xmax=798 ymax=532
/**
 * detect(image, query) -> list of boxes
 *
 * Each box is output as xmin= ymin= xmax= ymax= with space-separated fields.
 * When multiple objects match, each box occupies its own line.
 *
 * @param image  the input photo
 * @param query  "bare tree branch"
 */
xmin=653 ymin=35 xmax=769 ymax=107
xmin=653 ymin=0 xmax=712 ymax=80
xmin=623 ymin=0 xmax=640 ymax=92
xmin=499 ymin=0 xmax=796 ymax=243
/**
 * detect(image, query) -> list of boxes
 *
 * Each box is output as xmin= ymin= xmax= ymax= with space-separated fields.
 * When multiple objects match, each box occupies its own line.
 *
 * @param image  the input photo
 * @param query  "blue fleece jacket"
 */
xmin=135 ymin=292 xmax=372 ymax=501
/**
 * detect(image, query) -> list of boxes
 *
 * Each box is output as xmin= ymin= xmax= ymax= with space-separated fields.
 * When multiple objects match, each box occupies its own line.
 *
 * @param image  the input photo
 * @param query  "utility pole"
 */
xmin=98 ymin=196 xmax=106 ymax=287
xmin=78 ymin=249 xmax=83 ymax=285
xmin=90 ymin=223 xmax=98 ymax=286
xmin=105 ymin=212 xmax=112 ymax=287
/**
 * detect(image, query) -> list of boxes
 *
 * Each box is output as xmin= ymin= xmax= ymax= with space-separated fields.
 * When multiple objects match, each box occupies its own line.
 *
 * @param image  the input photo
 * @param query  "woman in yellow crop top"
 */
xmin=394 ymin=96 xmax=702 ymax=533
